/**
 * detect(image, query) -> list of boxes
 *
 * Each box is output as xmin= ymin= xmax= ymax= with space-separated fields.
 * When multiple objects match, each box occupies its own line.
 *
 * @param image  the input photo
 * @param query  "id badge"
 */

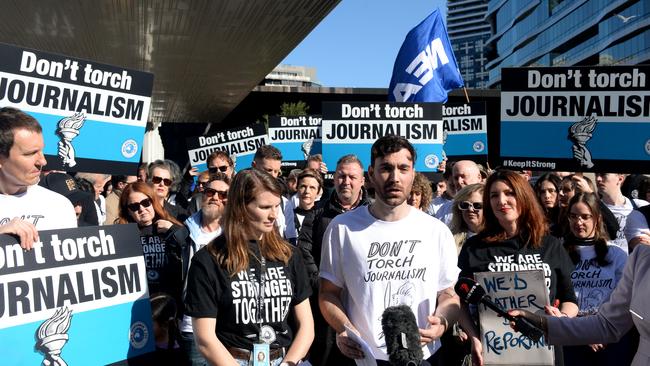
xmin=253 ymin=343 xmax=270 ymax=366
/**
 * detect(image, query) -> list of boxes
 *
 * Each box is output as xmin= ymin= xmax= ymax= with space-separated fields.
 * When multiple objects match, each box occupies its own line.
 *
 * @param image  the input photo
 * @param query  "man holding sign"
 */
xmin=0 ymin=107 xmax=76 ymax=249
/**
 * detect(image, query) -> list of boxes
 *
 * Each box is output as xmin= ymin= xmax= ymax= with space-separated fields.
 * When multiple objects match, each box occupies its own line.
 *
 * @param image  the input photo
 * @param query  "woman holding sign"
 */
xmin=117 ymin=182 xmax=186 ymax=302
xmin=185 ymin=168 xmax=313 ymax=366
xmin=457 ymin=169 xmax=578 ymax=366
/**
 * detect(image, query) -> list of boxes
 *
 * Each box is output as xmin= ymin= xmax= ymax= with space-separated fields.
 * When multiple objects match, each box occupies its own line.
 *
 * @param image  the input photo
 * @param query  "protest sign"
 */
xmin=474 ymin=270 xmax=553 ymax=366
xmin=0 ymin=224 xmax=154 ymax=365
xmin=0 ymin=42 xmax=153 ymax=175
xmin=186 ymin=123 xmax=269 ymax=173
xmin=442 ymin=102 xmax=487 ymax=160
xmin=322 ymin=102 xmax=443 ymax=172
xmin=268 ymin=115 xmax=322 ymax=168
xmin=499 ymin=66 xmax=650 ymax=173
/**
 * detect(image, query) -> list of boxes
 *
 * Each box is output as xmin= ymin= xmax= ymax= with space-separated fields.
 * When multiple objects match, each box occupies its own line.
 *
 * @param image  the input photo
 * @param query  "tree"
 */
xmin=280 ymin=101 xmax=310 ymax=116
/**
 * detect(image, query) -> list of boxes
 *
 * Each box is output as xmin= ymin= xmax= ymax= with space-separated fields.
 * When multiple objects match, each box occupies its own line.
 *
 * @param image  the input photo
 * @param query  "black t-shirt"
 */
xmin=458 ymin=234 xmax=577 ymax=304
xmin=139 ymin=225 xmax=183 ymax=301
xmin=184 ymin=235 xmax=311 ymax=350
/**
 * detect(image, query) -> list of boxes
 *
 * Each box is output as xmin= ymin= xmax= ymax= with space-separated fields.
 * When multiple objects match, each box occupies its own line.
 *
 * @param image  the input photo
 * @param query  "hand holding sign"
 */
xmin=0 ymin=218 xmax=39 ymax=250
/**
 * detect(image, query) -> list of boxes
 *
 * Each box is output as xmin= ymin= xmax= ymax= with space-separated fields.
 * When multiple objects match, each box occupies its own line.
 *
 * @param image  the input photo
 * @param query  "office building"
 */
xmin=447 ymin=0 xmax=491 ymax=88
xmin=485 ymin=0 xmax=649 ymax=88
xmin=262 ymin=64 xmax=321 ymax=87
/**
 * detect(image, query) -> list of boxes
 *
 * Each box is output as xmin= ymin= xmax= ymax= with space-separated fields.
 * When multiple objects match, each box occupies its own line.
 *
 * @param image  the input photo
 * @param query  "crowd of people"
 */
xmin=1 ymin=105 xmax=649 ymax=366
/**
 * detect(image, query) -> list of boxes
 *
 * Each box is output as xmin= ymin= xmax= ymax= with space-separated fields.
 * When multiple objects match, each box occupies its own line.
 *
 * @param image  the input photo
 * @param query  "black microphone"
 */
xmin=454 ymin=277 xmax=545 ymax=342
xmin=381 ymin=305 xmax=427 ymax=366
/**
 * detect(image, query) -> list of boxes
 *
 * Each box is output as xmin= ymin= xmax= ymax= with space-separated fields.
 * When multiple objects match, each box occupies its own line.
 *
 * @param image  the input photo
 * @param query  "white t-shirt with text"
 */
xmin=0 ymin=185 xmax=77 ymax=230
xmin=320 ymin=205 xmax=460 ymax=361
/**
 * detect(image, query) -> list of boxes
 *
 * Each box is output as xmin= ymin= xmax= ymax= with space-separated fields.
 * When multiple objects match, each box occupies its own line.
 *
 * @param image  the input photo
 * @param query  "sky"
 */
xmin=281 ymin=0 xmax=447 ymax=88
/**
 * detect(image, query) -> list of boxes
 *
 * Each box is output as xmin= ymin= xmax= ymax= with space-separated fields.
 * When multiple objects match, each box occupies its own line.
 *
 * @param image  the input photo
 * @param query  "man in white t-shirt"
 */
xmin=0 ymin=107 xmax=77 ymax=249
xmin=320 ymin=135 xmax=460 ymax=364
xmin=596 ymin=173 xmax=649 ymax=253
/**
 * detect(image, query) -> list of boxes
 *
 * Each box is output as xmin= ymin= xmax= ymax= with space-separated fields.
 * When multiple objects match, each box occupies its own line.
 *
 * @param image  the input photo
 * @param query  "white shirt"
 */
xmin=320 ymin=205 xmax=460 ymax=360
xmin=0 ymin=185 xmax=77 ymax=230
xmin=604 ymin=197 xmax=648 ymax=253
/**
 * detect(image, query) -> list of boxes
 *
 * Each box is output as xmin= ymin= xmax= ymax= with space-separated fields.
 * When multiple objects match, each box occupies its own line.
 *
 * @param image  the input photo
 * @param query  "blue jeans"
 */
xmin=179 ymin=331 xmax=208 ymax=366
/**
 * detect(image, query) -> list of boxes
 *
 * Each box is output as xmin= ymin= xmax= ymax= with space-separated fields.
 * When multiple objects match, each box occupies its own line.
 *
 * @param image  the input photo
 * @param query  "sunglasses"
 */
xmin=458 ymin=201 xmax=482 ymax=211
xmin=568 ymin=213 xmax=593 ymax=222
xmin=151 ymin=176 xmax=172 ymax=186
xmin=127 ymin=198 xmax=152 ymax=212
xmin=208 ymin=166 xmax=230 ymax=173
xmin=204 ymin=188 xmax=228 ymax=200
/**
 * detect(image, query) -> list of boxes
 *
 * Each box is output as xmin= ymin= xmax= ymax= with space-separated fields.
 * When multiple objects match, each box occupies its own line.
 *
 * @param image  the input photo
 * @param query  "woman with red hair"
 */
xmin=457 ymin=170 xmax=578 ymax=366
xmin=117 ymin=181 xmax=186 ymax=300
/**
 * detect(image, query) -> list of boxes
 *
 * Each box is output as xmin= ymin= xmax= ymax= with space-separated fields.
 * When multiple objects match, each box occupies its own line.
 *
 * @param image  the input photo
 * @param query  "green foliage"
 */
xmin=280 ymin=101 xmax=310 ymax=116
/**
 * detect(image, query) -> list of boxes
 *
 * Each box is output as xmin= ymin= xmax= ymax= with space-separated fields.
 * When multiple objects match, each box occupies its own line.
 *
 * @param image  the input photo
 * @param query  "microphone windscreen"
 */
xmin=381 ymin=305 xmax=423 ymax=366
xmin=455 ymin=277 xmax=486 ymax=305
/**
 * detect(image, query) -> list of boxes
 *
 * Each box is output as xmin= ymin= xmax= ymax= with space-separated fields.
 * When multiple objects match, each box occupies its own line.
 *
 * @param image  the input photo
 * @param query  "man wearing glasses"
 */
xmin=180 ymin=171 xmax=230 ymax=365
xmin=436 ymin=160 xmax=484 ymax=226
xmin=207 ymin=150 xmax=234 ymax=179
xmin=0 ymin=107 xmax=77 ymax=250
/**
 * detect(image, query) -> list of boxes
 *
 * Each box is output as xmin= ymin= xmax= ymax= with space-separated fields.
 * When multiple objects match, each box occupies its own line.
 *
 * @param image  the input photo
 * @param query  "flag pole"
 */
xmin=463 ymin=87 xmax=470 ymax=103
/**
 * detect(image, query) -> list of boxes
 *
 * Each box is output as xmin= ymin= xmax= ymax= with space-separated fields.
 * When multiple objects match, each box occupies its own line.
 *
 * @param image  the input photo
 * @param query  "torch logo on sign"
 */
xmin=301 ymin=139 xmax=314 ymax=160
xmin=56 ymin=113 xmax=86 ymax=168
xmin=569 ymin=116 xmax=597 ymax=169
xmin=36 ymin=307 xmax=73 ymax=366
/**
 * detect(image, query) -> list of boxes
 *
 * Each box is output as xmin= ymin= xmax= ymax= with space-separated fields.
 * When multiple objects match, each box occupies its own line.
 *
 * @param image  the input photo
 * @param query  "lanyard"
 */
xmin=249 ymin=254 xmax=267 ymax=342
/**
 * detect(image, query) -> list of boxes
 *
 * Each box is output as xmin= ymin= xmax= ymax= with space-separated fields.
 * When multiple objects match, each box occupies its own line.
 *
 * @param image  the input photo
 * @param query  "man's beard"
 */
xmin=202 ymin=204 xmax=223 ymax=221
xmin=376 ymin=185 xmax=408 ymax=207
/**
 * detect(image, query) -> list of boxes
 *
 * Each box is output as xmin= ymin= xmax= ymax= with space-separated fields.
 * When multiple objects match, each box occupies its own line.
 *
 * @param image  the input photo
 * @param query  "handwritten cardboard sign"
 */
xmin=474 ymin=270 xmax=553 ymax=366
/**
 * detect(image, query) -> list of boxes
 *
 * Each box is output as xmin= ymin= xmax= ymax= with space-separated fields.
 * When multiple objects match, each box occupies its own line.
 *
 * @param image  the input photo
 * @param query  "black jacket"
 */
xmin=297 ymin=187 xmax=371 ymax=290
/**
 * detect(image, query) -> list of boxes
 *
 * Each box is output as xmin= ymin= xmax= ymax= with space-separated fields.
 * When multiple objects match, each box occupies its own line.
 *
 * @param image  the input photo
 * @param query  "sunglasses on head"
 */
xmin=151 ymin=176 xmax=172 ymax=186
xmin=127 ymin=198 xmax=152 ymax=212
xmin=208 ymin=166 xmax=229 ymax=173
xmin=204 ymin=188 xmax=228 ymax=200
xmin=458 ymin=201 xmax=482 ymax=211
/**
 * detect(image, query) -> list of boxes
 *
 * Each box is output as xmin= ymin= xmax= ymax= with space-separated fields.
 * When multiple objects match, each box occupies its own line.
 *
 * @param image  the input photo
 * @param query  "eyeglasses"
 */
xmin=208 ymin=166 xmax=230 ymax=173
xmin=458 ymin=201 xmax=482 ymax=211
xmin=568 ymin=213 xmax=593 ymax=222
xmin=151 ymin=176 xmax=172 ymax=186
xmin=127 ymin=198 xmax=152 ymax=212
xmin=204 ymin=188 xmax=228 ymax=200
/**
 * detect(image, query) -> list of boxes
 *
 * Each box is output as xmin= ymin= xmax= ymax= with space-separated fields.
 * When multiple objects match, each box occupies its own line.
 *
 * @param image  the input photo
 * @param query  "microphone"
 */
xmin=381 ymin=305 xmax=426 ymax=366
xmin=454 ymin=277 xmax=545 ymax=342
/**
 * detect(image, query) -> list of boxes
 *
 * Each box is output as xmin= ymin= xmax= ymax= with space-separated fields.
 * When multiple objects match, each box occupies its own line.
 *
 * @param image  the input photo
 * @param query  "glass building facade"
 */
xmin=448 ymin=0 xmax=491 ymax=88
xmin=485 ymin=0 xmax=650 ymax=88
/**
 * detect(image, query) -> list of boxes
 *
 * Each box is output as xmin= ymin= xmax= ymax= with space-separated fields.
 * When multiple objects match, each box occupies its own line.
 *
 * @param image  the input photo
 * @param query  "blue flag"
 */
xmin=388 ymin=9 xmax=464 ymax=103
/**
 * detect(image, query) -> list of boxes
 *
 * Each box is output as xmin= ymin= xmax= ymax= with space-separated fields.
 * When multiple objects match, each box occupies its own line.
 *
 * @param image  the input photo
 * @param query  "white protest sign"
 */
xmin=474 ymin=270 xmax=553 ymax=366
